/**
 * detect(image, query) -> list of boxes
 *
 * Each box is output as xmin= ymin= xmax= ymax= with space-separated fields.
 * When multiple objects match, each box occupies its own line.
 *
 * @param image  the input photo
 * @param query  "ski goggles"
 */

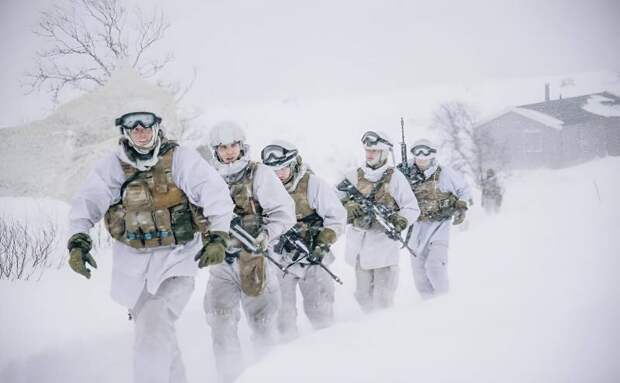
xmin=361 ymin=131 xmax=393 ymax=148
xmin=411 ymin=145 xmax=436 ymax=157
xmin=261 ymin=144 xmax=298 ymax=167
xmin=115 ymin=112 xmax=162 ymax=130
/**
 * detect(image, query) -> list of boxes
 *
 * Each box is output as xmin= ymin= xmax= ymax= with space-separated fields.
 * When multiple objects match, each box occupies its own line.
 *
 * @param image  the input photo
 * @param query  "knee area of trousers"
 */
xmin=206 ymin=307 xmax=239 ymax=326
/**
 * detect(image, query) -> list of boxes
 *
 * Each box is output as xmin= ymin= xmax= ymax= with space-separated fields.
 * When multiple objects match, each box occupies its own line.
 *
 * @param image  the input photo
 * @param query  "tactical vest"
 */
xmin=104 ymin=145 xmax=208 ymax=249
xmin=411 ymin=166 xmax=458 ymax=222
xmin=227 ymin=161 xmax=264 ymax=236
xmin=288 ymin=171 xmax=323 ymax=247
xmin=352 ymin=167 xmax=398 ymax=230
xmin=226 ymin=161 xmax=267 ymax=297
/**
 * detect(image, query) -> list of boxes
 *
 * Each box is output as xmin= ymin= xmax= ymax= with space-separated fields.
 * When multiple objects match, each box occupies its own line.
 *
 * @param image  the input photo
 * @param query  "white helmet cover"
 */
xmin=261 ymin=139 xmax=299 ymax=170
xmin=411 ymin=138 xmax=437 ymax=159
xmin=116 ymin=112 xmax=162 ymax=154
xmin=209 ymin=121 xmax=248 ymax=164
xmin=209 ymin=121 xmax=246 ymax=148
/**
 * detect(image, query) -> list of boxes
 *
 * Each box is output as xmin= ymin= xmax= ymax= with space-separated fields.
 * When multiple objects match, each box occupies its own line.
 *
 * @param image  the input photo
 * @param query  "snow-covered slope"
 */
xmin=1 ymin=156 xmax=618 ymax=382
xmin=0 ymin=66 xmax=179 ymax=201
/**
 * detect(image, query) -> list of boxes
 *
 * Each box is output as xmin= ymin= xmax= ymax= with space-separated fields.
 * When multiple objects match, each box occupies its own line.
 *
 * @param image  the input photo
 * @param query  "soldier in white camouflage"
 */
xmin=67 ymin=102 xmax=234 ymax=383
xmin=400 ymin=138 xmax=472 ymax=299
xmin=261 ymin=140 xmax=347 ymax=340
xmin=198 ymin=122 xmax=296 ymax=383
xmin=336 ymin=131 xmax=420 ymax=312
xmin=481 ymin=168 xmax=503 ymax=214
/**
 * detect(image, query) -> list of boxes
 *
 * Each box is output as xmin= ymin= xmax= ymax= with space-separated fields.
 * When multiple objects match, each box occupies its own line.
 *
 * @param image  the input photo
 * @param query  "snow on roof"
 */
xmin=582 ymin=94 xmax=620 ymax=117
xmin=511 ymin=107 xmax=564 ymax=130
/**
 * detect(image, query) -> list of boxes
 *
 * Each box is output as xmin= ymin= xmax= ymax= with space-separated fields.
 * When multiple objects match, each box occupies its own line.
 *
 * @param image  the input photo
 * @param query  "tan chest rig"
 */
xmin=410 ymin=166 xmax=458 ymax=222
xmin=288 ymin=171 xmax=324 ymax=250
xmin=352 ymin=167 xmax=398 ymax=230
xmin=104 ymin=145 xmax=208 ymax=249
xmin=226 ymin=161 xmax=266 ymax=297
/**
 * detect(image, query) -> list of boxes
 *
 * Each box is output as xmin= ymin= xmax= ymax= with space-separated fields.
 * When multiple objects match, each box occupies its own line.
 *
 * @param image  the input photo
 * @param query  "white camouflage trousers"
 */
xmin=410 ymin=240 xmax=449 ymax=299
xmin=277 ymin=263 xmax=335 ymax=340
xmin=203 ymin=261 xmax=281 ymax=383
xmin=132 ymin=276 xmax=194 ymax=383
xmin=354 ymin=260 xmax=399 ymax=312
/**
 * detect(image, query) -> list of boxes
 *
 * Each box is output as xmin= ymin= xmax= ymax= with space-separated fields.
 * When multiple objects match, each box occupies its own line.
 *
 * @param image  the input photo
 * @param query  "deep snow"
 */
xmin=1 ymin=156 xmax=619 ymax=383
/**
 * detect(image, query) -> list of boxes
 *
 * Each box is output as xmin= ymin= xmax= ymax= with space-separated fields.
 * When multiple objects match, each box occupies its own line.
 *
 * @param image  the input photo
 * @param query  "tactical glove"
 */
xmin=308 ymin=228 xmax=337 ymax=264
xmin=388 ymin=213 xmax=408 ymax=233
xmin=67 ymin=233 xmax=97 ymax=279
xmin=452 ymin=200 xmax=468 ymax=225
xmin=195 ymin=231 xmax=229 ymax=268
xmin=343 ymin=200 xmax=365 ymax=221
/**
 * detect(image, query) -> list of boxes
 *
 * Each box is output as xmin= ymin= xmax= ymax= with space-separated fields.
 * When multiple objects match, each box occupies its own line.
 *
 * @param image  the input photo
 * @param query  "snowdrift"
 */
xmin=1 ymin=156 xmax=618 ymax=382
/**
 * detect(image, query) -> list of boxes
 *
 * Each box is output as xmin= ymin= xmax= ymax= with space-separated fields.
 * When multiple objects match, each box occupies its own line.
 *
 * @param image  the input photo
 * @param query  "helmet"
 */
xmin=261 ymin=140 xmax=299 ymax=170
xmin=115 ymin=111 xmax=162 ymax=154
xmin=209 ymin=121 xmax=246 ymax=148
xmin=361 ymin=130 xmax=393 ymax=151
xmin=361 ymin=130 xmax=393 ymax=167
xmin=208 ymin=121 xmax=248 ymax=163
xmin=411 ymin=138 xmax=437 ymax=159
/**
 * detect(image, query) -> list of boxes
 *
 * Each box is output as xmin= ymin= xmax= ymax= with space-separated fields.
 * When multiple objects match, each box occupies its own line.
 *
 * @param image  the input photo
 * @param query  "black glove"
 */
xmin=67 ymin=233 xmax=97 ymax=279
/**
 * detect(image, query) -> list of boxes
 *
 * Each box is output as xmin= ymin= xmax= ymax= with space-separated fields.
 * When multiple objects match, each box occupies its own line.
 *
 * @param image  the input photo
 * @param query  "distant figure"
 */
xmin=481 ymin=169 xmax=503 ymax=214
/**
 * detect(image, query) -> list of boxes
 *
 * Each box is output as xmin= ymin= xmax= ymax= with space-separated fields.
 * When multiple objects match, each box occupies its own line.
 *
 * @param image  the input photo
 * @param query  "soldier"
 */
xmin=67 ymin=105 xmax=234 ymax=383
xmin=261 ymin=140 xmax=347 ymax=340
xmin=481 ymin=168 xmax=503 ymax=214
xmin=200 ymin=122 xmax=296 ymax=382
xmin=336 ymin=131 xmax=420 ymax=312
xmin=400 ymin=138 xmax=472 ymax=299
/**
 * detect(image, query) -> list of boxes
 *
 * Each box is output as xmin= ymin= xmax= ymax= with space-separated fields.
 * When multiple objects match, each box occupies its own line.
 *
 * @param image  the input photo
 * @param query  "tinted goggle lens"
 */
xmin=261 ymin=145 xmax=297 ymax=166
xmin=116 ymin=112 xmax=161 ymax=129
xmin=361 ymin=131 xmax=392 ymax=148
xmin=411 ymin=145 xmax=436 ymax=157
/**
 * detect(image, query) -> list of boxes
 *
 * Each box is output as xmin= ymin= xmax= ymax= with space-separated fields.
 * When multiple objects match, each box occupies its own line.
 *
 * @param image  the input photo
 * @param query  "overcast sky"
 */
xmin=0 ymin=0 xmax=618 ymax=126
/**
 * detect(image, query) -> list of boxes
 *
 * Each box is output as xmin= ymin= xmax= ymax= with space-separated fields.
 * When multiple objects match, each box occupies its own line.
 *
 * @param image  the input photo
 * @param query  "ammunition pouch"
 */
xmin=104 ymin=145 xmax=207 ymax=249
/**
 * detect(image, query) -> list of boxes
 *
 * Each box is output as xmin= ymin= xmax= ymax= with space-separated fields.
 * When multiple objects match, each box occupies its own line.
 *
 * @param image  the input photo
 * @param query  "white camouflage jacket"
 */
xmin=337 ymin=162 xmax=420 ymax=270
xmin=68 ymin=145 xmax=234 ymax=310
xmin=406 ymin=161 xmax=472 ymax=254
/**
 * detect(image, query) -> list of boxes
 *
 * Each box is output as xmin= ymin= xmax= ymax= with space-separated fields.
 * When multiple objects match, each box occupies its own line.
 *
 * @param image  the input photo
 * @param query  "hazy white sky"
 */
xmin=0 ymin=0 xmax=618 ymax=126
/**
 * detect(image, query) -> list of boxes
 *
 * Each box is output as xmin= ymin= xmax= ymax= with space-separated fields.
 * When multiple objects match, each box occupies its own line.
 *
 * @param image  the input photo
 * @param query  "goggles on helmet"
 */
xmin=361 ymin=131 xmax=393 ymax=148
xmin=261 ymin=144 xmax=298 ymax=167
xmin=411 ymin=145 xmax=436 ymax=157
xmin=115 ymin=112 xmax=162 ymax=130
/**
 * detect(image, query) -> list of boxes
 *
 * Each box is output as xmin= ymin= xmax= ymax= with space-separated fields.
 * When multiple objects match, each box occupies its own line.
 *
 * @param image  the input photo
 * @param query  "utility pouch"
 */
xmin=170 ymin=204 xmax=195 ymax=243
xmin=238 ymin=249 xmax=266 ymax=297
xmin=153 ymin=208 xmax=175 ymax=246
xmin=104 ymin=204 xmax=126 ymax=239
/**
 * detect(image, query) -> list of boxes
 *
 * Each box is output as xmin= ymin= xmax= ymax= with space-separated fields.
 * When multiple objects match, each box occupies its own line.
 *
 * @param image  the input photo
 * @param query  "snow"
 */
xmin=511 ymin=107 xmax=565 ymax=130
xmin=1 ymin=155 xmax=619 ymax=382
xmin=0 ymin=65 xmax=179 ymax=202
xmin=582 ymin=95 xmax=620 ymax=117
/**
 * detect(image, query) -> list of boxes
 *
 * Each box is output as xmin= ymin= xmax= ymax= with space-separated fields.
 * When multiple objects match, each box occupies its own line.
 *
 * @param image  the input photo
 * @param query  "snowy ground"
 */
xmin=1 ymin=156 xmax=619 ymax=382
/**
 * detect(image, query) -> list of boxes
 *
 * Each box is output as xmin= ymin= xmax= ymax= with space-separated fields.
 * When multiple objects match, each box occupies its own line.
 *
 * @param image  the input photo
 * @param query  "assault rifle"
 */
xmin=274 ymin=225 xmax=343 ymax=285
xmin=396 ymin=116 xmax=413 ymax=178
xmin=337 ymin=178 xmax=417 ymax=257
xmin=229 ymin=217 xmax=289 ymax=275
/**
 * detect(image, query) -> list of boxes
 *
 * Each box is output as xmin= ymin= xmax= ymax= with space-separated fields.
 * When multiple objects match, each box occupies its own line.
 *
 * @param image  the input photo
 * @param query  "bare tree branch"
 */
xmin=432 ymin=101 xmax=508 ymax=188
xmin=24 ymin=0 xmax=173 ymax=103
